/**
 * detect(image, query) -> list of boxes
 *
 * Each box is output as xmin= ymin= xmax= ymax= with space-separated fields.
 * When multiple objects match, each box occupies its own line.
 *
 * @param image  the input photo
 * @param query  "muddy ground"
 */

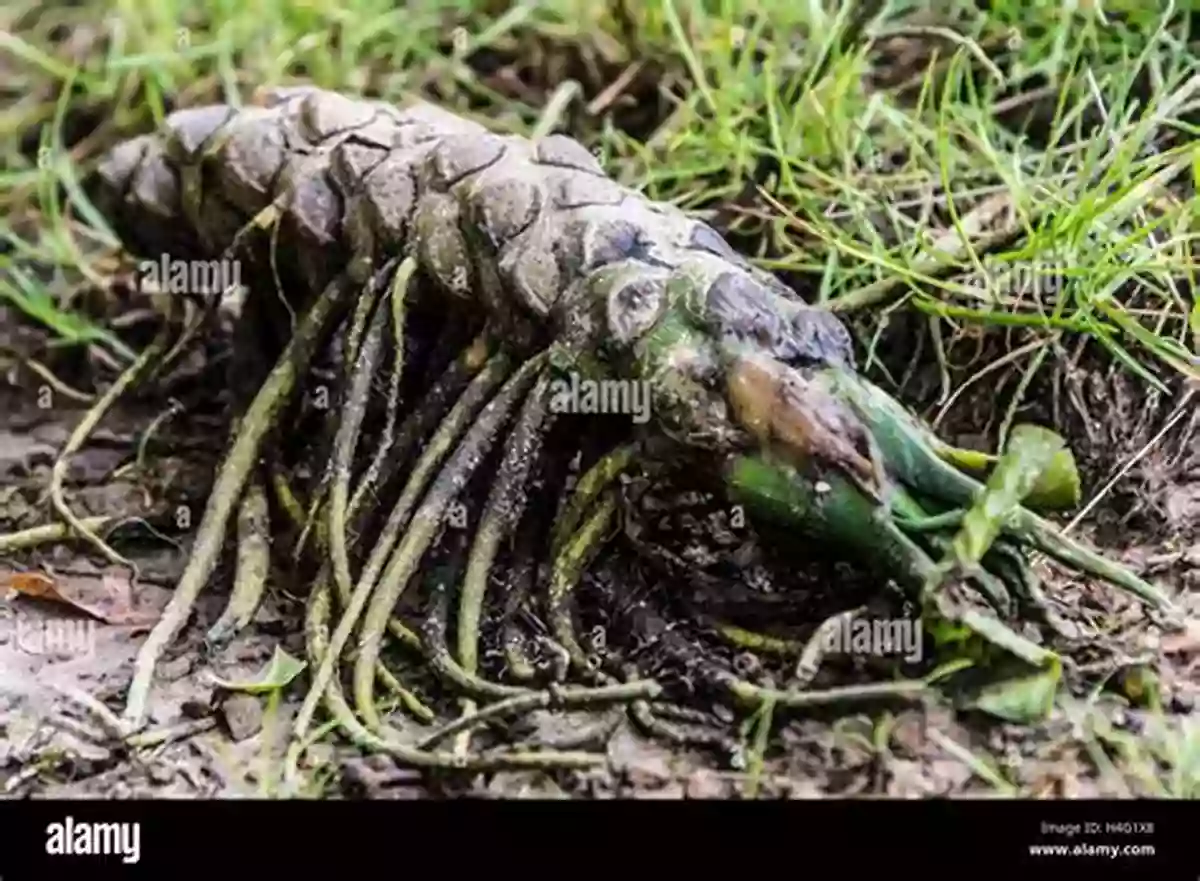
xmin=1 ymin=287 xmax=1197 ymax=800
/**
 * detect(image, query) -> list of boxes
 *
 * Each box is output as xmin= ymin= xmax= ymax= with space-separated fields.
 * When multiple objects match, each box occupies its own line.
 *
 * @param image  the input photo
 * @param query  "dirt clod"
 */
xmin=608 ymin=726 xmax=675 ymax=788
xmin=157 ymin=655 xmax=194 ymax=681
xmin=219 ymin=694 xmax=263 ymax=741
xmin=684 ymin=768 xmax=732 ymax=799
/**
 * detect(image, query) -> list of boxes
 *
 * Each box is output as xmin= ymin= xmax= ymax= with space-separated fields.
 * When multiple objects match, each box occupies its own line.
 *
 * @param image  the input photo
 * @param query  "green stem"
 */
xmin=827 ymin=369 xmax=1174 ymax=612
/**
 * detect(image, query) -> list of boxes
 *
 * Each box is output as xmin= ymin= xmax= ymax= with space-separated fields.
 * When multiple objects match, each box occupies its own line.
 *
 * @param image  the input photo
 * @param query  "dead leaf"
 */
xmin=1162 ymin=619 xmax=1200 ymax=656
xmin=2 ymin=570 xmax=58 ymax=598
xmin=1 ymin=567 xmax=158 ymax=626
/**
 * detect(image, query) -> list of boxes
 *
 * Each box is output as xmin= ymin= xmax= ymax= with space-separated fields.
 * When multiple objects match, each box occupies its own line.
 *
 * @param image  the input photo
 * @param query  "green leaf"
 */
xmin=933 ymin=442 xmax=1081 ymax=510
xmin=209 ymin=646 xmax=307 ymax=694
xmin=957 ymin=608 xmax=1057 ymax=668
xmin=950 ymin=424 xmax=1065 ymax=567
xmin=965 ymin=662 xmax=1061 ymax=724
xmin=923 ymin=587 xmax=1060 ymax=674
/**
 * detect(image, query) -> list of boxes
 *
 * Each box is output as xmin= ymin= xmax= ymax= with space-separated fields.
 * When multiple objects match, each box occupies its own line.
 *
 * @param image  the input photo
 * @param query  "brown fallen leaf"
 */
xmin=1 ymin=566 xmax=159 ymax=626
xmin=1161 ymin=618 xmax=1200 ymax=657
xmin=1 ymin=570 xmax=58 ymax=598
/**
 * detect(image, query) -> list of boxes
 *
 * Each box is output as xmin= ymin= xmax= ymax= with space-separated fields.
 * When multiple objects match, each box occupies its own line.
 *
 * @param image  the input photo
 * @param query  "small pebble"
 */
xmin=685 ymin=769 xmax=731 ymax=799
xmin=180 ymin=697 xmax=212 ymax=719
xmin=158 ymin=655 xmax=193 ymax=681
xmin=220 ymin=694 xmax=263 ymax=741
xmin=363 ymin=753 xmax=393 ymax=773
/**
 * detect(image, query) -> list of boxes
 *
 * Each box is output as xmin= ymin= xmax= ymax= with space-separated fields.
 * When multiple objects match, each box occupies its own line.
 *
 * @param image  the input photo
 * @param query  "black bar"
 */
xmin=1 ymin=799 xmax=1193 ymax=879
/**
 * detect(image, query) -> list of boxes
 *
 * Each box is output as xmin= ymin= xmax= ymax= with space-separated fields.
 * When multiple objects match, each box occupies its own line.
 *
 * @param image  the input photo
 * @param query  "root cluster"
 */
xmin=1 ymin=258 xmax=933 ymax=790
